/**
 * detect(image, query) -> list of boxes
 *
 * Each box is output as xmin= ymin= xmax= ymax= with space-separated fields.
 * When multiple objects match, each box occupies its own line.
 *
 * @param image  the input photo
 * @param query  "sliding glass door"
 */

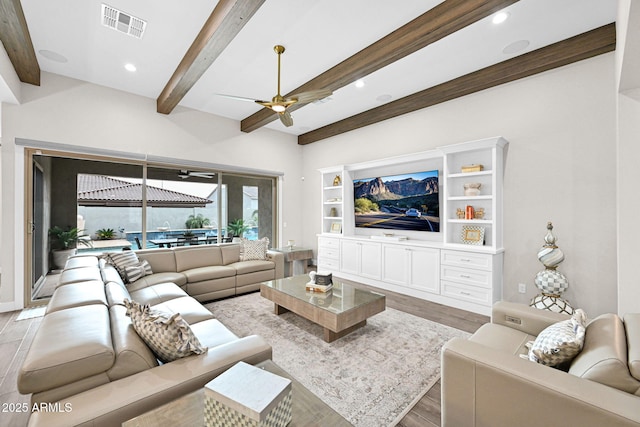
xmin=24 ymin=150 xmax=278 ymax=306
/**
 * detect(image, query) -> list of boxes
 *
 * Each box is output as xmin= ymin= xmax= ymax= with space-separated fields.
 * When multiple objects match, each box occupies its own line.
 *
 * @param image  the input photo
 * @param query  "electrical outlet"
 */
xmin=518 ymin=283 xmax=527 ymax=294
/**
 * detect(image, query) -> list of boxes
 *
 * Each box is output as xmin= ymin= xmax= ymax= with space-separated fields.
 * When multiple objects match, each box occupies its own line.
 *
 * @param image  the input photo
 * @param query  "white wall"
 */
xmin=0 ymin=72 xmax=302 ymax=310
xmin=301 ymin=54 xmax=618 ymax=317
xmin=616 ymin=0 xmax=640 ymax=316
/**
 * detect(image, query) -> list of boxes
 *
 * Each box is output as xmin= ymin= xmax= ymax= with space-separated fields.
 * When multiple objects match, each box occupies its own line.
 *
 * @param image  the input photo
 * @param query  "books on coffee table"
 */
xmin=306 ymin=282 xmax=333 ymax=293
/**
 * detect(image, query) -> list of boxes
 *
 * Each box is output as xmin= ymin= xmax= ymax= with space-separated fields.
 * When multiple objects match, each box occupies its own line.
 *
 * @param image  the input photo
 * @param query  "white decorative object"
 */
xmin=463 ymin=182 xmax=481 ymax=196
xmin=204 ymin=362 xmax=292 ymax=427
xmin=530 ymin=222 xmax=574 ymax=314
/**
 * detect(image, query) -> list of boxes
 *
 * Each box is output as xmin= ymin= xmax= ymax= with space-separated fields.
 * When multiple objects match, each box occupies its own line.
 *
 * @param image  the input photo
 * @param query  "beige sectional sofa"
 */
xmin=441 ymin=301 xmax=640 ymax=427
xmin=19 ymin=244 xmax=284 ymax=426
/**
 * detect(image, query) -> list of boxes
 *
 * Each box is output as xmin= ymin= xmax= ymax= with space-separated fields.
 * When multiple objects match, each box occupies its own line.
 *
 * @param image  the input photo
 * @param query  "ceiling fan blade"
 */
xmin=279 ymin=111 xmax=293 ymax=127
xmin=287 ymin=89 xmax=332 ymax=104
xmin=216 ymin=94 xmax=258 ymax=102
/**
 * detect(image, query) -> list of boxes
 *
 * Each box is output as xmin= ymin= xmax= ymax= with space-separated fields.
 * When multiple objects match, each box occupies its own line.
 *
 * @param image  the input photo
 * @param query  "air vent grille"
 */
xmin=101 ymin=4 xmax=147 ymax=39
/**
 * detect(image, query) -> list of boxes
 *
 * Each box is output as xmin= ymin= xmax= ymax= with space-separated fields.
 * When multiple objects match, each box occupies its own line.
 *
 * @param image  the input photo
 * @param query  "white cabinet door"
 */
xmin=408 ymin=247 xmax=440 ymax=294
xmin=340 ymin=240 xmax=359 ymax=275
xmin=359 ymin=241 xmax=381 ymax=279
xmin=382 ymin=245 xmax=408 ymax=285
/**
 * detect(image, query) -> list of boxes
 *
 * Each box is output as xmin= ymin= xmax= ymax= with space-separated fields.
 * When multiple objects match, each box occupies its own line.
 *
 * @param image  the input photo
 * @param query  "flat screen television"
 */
xmin=353 ymin=170 xmax=439 ymax=232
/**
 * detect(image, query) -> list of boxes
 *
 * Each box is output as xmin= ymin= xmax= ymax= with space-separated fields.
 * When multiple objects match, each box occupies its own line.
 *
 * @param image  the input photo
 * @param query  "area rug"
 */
xmin=205 ymin=292 xmax=469 ymax=426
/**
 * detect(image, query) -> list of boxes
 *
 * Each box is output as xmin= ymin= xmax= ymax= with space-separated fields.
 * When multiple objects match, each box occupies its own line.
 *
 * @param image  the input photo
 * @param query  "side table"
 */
xmin=272 ymin=247 xmax=313 ymax=277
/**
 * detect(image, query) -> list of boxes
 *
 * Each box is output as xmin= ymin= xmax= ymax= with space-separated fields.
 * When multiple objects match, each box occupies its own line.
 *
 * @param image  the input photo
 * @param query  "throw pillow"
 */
xmin=528 ymin=309 xmax=587 ymax=367
xmin=124 ymin=259 xmax=153 ymax=283
xmin=107 ymin=251 xmax=141 ymax=282
xmin=124 ymin=299 xmax=207 ymax=363
xmin=239 ymin=237 xmax=270 ymax=261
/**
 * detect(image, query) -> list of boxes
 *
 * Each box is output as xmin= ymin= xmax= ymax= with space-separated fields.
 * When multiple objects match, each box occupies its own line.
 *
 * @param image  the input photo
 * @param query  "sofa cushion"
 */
xmin=625 ymin=313 xmax=640 ymax=381
xmin=569 ymin=313 xmax=640 ymax=394
xmin=46 ymin=280 xmax=107 ymax=314
xmin=239 ymin=237 xmax=269 ymax=261
xmin=152 ymin=296 xmax=215 ymax=325
xmin=124 ymin=299 xmax=207 ymax=363
xmin=190 ymin=318 xmax=239 ymax=349
xmin=182 ymin=265 xmax=236 ymax=283
xmin=105 ymin=281 xmax=131 ymax=307
xmin=107 ymin=305 xmax=159 ymax=381
xmin=130 ymin=282 xmax=189 ymax=306
xmin=230 ymin=260 xmax=275 ymax=276
xmin=65 ymin=255 xmax=99 ymax=269
xmin=101 ymin=263 xmax=124 ymax=285
xmin=221 ymin=244 xmax=241 ymax=265
xmin=174 ymin=246 xmax=223 ymax=272
xmin=128 ymin=272 xmax=188 ymax=291
xmin=136 ymin=248 xmax=178 ymax=272
xmin=57 ymin=266 xmax=103 ymax=288
xmin=18 ymin=305 xmax=115 ymax=394
xmin=124 ymin=259 xmax=153 ymax=283
xmin=528 ymin=309 xmax=587 ymax=367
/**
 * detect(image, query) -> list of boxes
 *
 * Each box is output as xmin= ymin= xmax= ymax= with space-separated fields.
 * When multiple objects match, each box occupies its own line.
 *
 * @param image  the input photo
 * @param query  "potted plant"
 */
xmin=185 ymin=214 xmax=210 ymax=229
xmin=49 ymin=226 xmax=91 ymax=270
xmin=227 ymin=219 xmax=249 ymax=240
xmin=95 ymin=228 xmax=115 ymax=240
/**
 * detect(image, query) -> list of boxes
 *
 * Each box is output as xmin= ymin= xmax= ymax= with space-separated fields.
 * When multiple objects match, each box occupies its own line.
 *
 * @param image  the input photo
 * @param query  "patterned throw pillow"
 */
xmin=107 ymin=251 xmax=141 ymax=282
xmin=528 ymin=309 xmax=587 ymax=367
xmin=124 ymin=299 xmax=207 ymax=363
xmin=124 ymin=259 xmax=153 ymax=283
xmin=239 ymin=237 xmax=270 ymax=261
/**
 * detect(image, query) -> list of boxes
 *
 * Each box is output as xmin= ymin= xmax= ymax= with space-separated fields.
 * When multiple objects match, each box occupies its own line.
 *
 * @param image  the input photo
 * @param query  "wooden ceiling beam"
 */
xmin=157 ymin=0 xmax=265 ymax=114
xmin=240 ymin=0 xmax=519 ymax=133
xmin=298 ymin=23 xmax=616 ymax=145
xmin=0 ymin=0 xmax=40 ymax=85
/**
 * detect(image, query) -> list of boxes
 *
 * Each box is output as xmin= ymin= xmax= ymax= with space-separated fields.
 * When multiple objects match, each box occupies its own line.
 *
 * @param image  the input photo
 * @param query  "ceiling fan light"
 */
xmin=272 ymin=104 xmax=286 ymax=113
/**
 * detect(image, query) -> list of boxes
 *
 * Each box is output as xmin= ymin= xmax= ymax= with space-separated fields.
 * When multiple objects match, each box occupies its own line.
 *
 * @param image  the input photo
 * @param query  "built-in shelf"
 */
xmin=447 ymin=195 xmax=493 ymax=201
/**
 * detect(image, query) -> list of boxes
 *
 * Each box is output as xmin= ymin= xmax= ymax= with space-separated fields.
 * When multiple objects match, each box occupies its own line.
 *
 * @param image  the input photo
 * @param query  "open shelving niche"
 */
xmin=317 ymin=137 xmax=508 ymax=316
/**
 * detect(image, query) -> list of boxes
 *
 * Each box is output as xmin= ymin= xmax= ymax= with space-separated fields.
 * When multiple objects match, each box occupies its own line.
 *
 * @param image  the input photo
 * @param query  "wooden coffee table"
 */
xmin=123 ymin=360 xmax=352 ymax=426
xmin=260 ymin=275 xmax=386 ymax=342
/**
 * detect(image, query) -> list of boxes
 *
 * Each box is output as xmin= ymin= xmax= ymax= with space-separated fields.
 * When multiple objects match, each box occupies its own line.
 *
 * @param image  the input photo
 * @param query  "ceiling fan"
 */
xmin=218 ymin=45 xmax=332 ymax=127
xmin=178 ymin=170 xmax=215 ymax=179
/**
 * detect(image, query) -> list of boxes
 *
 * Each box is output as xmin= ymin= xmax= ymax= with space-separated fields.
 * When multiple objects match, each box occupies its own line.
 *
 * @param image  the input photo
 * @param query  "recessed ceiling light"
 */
xmin=38 ymin=49 xmax=68 ymax=63
xmin=124 ymin=63 xmax=137 ymax=72
xmin=354 ymin=79 xmax=365 ymax=88
xmin=503 ymin=40 xmax=530 ymax=55
xmin=492 ymin=11 xmax=510 ymax=24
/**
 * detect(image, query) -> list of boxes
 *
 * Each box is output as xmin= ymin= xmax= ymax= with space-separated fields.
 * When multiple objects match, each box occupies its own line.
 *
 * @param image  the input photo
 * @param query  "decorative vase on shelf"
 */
xmin=463 ymin=183 xmax=481 ymax=196
xmin=530 ymin=222 xmax=574 ymax=314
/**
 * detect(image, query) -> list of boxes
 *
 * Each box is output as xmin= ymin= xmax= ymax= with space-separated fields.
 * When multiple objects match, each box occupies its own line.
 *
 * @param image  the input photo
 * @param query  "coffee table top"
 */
xmin=261 ymin=274 xmax=385 ymax=315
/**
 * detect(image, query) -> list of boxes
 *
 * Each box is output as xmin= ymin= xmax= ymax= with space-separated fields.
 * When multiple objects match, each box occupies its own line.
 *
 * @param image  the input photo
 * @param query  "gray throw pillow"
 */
xmin=124 ymin=299 xmax=207 ymax=363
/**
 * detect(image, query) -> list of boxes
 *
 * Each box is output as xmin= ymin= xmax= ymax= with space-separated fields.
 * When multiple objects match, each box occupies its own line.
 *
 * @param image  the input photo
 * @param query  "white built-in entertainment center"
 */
xmin=317 ymin=137 xmax=508 ymax=315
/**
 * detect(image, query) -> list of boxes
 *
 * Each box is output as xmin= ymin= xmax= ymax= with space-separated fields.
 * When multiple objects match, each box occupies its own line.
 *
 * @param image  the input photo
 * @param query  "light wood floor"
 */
xmin=0 ymin=283 xmax=487 ymax=427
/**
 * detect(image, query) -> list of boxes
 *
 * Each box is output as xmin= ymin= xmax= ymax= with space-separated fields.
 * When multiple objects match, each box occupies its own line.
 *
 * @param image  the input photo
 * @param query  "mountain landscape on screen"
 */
xmin=353 ymin=171 xmax=440 ymax=232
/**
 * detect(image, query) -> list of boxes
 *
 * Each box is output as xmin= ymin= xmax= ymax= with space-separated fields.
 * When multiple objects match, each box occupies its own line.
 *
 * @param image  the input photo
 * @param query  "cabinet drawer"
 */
xmin=441 ymin=281 xmax=491 ymax=306
xmin=441 ymin=265 xmax=492 ymax=288
xmin=441 ymin=250 xmax=492 ymax=271
xmin=317 ymin=257 xmax=339 ymax=270
xmin=318 ymin=247 xmax=339 ymax=260
xmin=318 ymin=237 xmax=340 ymax=249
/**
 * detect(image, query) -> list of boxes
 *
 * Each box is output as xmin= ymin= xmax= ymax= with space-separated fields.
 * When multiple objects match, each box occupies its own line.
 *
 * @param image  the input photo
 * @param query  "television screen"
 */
xmin=353 ymin=170 xmax=439 ymax=232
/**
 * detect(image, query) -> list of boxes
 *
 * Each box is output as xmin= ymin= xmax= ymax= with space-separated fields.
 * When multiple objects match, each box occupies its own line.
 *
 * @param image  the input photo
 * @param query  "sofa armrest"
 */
xmin=27 ymin=335 xmax=272 ymax=427
xmin=491 ymin=301 xmax=569 ymax=336
xmin=441 ymin=337 xmax=640 ymax=427
xmin=267 ymin=250 xmax=285 ymax=279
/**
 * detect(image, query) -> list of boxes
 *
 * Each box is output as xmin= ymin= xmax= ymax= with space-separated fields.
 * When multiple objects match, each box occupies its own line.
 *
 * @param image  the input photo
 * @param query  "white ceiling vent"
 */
xmin=101 ymin=4 xmax=147 ymax=39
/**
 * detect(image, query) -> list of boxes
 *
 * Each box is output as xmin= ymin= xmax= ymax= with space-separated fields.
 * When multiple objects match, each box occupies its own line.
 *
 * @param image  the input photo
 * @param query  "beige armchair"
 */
xmin=441 ymin=301 xmax=640 ymax=427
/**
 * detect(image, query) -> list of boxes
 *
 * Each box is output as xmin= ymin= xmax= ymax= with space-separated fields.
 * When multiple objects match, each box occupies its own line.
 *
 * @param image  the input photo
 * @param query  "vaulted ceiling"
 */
xmin=0 ymin=0 xmax=617 ymax=144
